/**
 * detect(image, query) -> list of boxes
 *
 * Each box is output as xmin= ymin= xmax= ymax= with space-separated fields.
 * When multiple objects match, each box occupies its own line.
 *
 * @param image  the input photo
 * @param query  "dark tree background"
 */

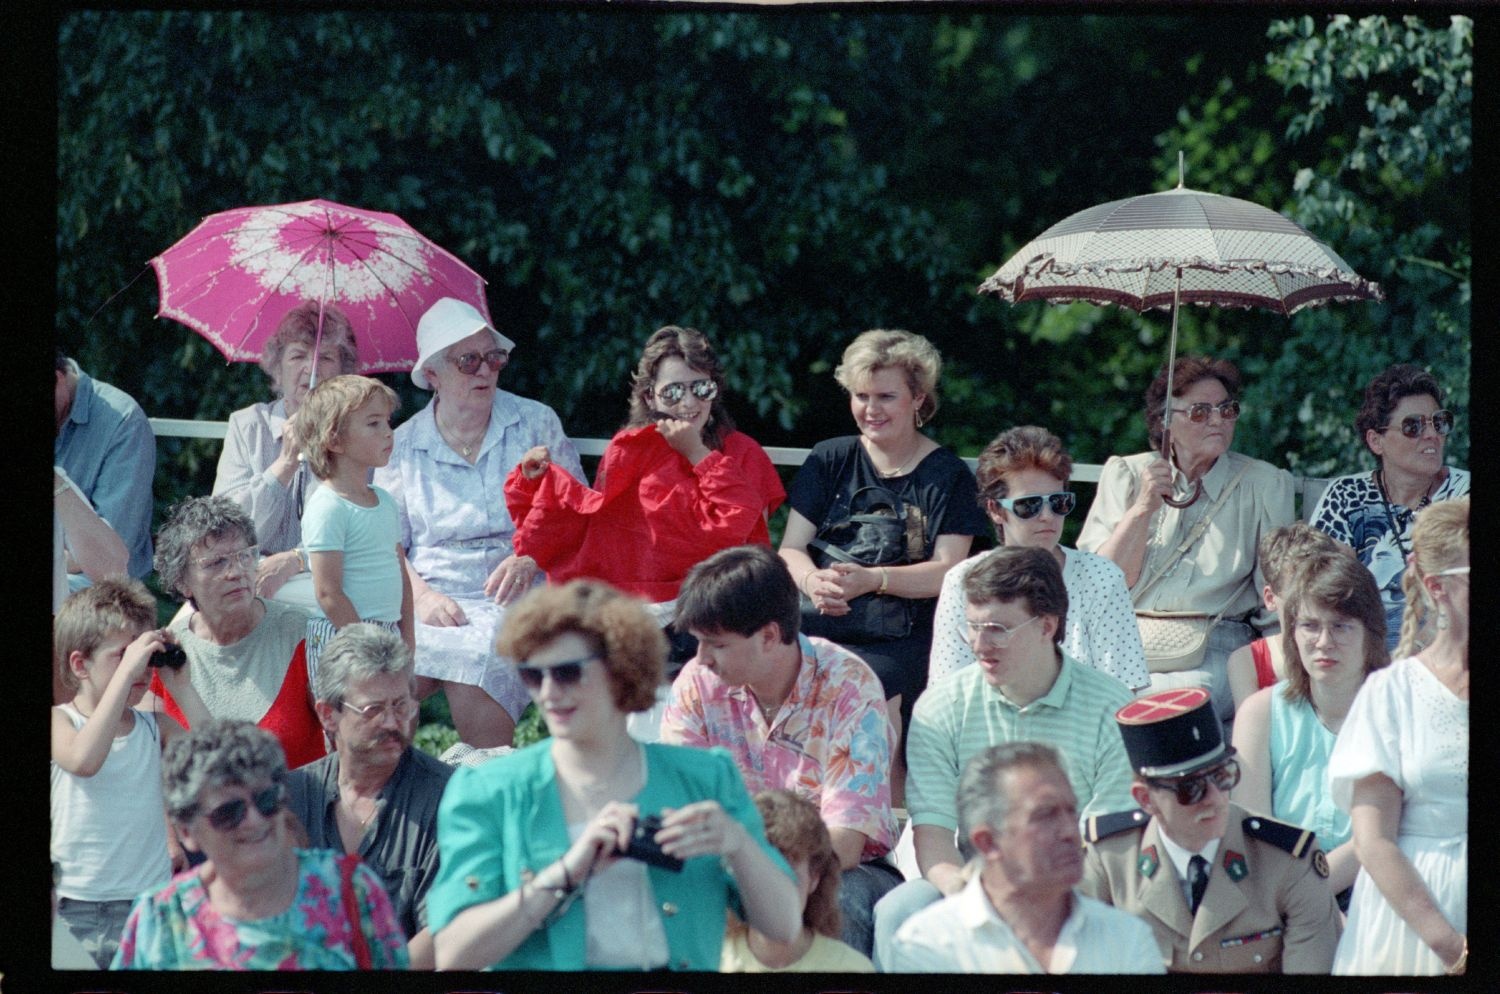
xmin=56 ymin=10 xmax=1471 ymax=525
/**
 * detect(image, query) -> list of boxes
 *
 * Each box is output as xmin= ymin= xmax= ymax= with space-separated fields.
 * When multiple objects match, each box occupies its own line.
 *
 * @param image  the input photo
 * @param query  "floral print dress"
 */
xmin=112 ymin=848 xmax=408 ymax=970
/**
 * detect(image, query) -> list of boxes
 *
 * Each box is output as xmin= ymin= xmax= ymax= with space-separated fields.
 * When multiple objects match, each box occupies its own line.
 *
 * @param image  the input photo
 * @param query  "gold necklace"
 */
xmin=437 ymin=412 xmax=487 ymax=457
xmin=871 ymin=437 xmax=922 ymax=478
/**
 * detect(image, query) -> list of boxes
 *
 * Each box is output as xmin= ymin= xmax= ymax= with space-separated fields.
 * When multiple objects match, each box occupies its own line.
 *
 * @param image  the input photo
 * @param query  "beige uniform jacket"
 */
xmin=1080 ymin=803 xmax=1339 ymax=973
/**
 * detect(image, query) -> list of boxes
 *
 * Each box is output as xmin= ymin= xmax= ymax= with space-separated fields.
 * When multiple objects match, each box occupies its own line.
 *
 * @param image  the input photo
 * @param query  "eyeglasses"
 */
xmin=654 ymin=378 xmax=718 ymax=406
xmin=994 ymin=491 xmax=1076 ymax=520
xmin=340 ymin=696 xmax=418 ymax=723
xmin=965 ymin=615 xmax=1041 ymax=645
xmin=1170 ymin=400 xmax=1241 ymax=423
xmin=516 ymin=656 xmax=599 ymax=691
xmin=1146 ymin=760 xmax=1240 ymax=807
xmin=1377 ymin=410 xmax=1455 ymax=438
xmin=450 ymin=348 xmax=510 ymax=375
xmin=193 ymin=545 xmax=260 ymax=576
xmin=1293 ymin=618 xmax=1361 ymax=644
xmin=1433 ymin=566 xmax=1469 ymax=578
xmin=199 ymin=783 xmax=286 ymax=832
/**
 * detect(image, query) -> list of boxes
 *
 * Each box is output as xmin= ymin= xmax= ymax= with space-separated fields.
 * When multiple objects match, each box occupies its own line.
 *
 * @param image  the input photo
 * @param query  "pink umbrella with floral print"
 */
xmin=151 ymin=198 xmax=490 ymax=373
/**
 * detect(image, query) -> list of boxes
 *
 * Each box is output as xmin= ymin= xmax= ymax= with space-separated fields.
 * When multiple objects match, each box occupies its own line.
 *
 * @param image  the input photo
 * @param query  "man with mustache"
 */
xmin=285 ymin=623 xmax=453 ymax=969
xmin=1080 ymin=687 xmax=1340 ymax=972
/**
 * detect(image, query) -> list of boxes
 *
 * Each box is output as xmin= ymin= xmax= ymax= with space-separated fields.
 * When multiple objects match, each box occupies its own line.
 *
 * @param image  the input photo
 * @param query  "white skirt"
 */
xmin=1333 ymin=831 xmax=1466 ymax=975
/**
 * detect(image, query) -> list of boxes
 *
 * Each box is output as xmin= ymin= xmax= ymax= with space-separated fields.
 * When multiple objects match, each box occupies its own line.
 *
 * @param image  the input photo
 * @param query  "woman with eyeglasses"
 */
xmin=428 ymin=580 xmax=799 ymax=970
xmin=506 ymin=325 xmax=784 ymax=665
xmin=150 ymin=496 xmax=326 ymax=771
xmin=375 ymin=298 xmax=584 ymax=749
xmin=1230 ymin=546 xmax=1390 ymax=908
xmin=1078 ymin=355 xmax=1295 ymax=728
xmin=929 ymin=425 xmax=1148 ymax=693
xmin=1328 ymin=498 xmax=1467 ymax=975
xmin=211 ymin=301 xmax=360 ymax=604
xmin=113 ymin=719 xmax=408 ymax=969
xmin=1309 ymin=364 xmax=1469 ymax=651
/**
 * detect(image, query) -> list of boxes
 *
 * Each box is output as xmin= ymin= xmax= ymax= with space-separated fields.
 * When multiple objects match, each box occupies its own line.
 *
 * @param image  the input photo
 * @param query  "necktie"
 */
xmin=1188 ymin=854 xmax=1210 ymax=914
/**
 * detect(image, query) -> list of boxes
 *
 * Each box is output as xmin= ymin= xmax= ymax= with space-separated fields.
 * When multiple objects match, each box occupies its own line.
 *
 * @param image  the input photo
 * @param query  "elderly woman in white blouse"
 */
xmin=212 ymin=301 xmax=359 ymax=602
xmin=929 ymin=426 xmax=1147 ymax=693
xmin=374 ymin=298 xmax=582 ymax=748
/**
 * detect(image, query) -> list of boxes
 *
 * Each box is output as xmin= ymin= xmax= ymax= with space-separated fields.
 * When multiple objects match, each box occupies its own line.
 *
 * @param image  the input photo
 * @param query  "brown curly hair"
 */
xmin=627 ymin=325 xmax=736 ymax=451
xmin=974 ymin=425 xmax=1073 ymax=502
xmin=495 ymin=581 xmax=664 ymax=713
xmin=1354 ymin=363 xmax=1444 ymax=461
xmin=751 ymin=789 xmax=842 ymax=938
xmin=1142 ymin=355 xmax=1241 ymax=451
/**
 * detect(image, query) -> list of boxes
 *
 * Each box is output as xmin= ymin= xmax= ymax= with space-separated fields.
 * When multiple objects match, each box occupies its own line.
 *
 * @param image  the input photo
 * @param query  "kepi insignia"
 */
xmin=1138 ymin=844 xmax=1159 ymax=879
xmin=1223 ymin=849 xmax=1248 ymax=881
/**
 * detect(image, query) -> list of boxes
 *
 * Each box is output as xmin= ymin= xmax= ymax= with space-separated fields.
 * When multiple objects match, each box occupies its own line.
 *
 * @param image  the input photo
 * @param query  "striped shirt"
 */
xmin=906 ymin=653 xmax=1135 ymax=832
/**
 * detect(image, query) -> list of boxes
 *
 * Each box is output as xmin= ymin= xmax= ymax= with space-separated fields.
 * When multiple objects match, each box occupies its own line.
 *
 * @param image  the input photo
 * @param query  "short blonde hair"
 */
xmin=53 ymin=578 xmax=157 ymax=693
xmin=833 ymin=329 xmax=942 ymax=425
xmin=291 ymin=374 xmax=399 ymax=480
xmin=495 ymin=581 xmax=664 ymax=713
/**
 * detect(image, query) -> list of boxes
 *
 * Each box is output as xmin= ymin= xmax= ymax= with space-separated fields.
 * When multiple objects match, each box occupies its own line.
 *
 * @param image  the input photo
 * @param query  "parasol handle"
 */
xmin=1159 ymin=264 xmax=1202 ymax=509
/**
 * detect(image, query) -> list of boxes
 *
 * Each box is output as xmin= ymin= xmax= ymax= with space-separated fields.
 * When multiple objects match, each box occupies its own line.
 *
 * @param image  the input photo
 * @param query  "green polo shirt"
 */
xmin=906 ymin=652 xmax=1135 ymax=831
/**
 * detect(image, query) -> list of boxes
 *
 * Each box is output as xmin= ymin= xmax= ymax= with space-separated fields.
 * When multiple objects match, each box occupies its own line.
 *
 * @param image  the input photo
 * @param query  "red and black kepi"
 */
xmin=1115 ymin=687 xmax=1233 ymax=779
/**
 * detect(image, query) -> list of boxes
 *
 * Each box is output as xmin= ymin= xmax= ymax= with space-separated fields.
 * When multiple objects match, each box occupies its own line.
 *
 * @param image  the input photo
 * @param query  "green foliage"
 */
xmin=57 ymin=10 xmax=1468 ymax=527
xmin=512 ymin=702 xmax=550 ymax=748
xmin=413 ymin=721 xmax=460 ymax=760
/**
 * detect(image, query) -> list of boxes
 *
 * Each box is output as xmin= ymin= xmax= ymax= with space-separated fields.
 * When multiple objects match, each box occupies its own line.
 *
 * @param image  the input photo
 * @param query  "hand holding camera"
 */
xmin=621 ymin=814 xmax=684 ymax=873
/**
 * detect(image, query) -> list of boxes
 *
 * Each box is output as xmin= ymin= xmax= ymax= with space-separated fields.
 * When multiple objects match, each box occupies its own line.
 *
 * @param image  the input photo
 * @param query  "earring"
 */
xmin=915 ymin=410 xmax=927 ymax=429
xmin=1437 ymin=608 xmax=1450 ymax=631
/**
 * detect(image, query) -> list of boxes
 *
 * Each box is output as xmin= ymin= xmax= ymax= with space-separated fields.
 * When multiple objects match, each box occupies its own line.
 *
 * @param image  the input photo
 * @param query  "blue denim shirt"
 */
xmin=55 ymin=362 xmax=157 ymax=579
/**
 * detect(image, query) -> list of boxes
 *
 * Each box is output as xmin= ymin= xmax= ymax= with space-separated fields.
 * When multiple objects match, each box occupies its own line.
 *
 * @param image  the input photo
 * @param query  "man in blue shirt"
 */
xmin=55 ymin=351 xmax=156 ymax=584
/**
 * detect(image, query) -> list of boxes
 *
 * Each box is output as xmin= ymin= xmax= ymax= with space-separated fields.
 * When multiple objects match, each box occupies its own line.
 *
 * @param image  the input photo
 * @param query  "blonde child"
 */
xmin=721 ymin=790 xmax=875 ymax=973
xmin=51 ymin=579 xmax=210 ymax=968
xmin=292 ymin=375 xmax=413 ymax=682
xmin=1227 ymin=521 xmax=1344 ymax=713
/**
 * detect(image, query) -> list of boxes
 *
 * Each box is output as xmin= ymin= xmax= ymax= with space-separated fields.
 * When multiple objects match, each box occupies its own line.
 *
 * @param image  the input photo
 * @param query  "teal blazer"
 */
xmin=427 ymin=740 xmax=791 ymax=970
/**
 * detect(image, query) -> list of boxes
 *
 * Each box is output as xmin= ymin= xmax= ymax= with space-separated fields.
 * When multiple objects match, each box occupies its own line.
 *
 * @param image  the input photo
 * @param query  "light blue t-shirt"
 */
xmin=1268 ymin=679 xmax=1351 ymax=850
xmin=301 ymin=485 xmax=403 ymax=622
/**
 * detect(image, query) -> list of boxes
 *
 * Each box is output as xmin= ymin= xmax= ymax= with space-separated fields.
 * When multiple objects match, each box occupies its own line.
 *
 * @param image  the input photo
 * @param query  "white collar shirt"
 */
xmin=1156 ymin=828 xmax=1221 ymax=911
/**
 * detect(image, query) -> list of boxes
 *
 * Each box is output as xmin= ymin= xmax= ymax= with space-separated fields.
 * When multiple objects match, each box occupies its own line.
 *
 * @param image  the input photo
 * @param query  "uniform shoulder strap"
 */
xmin=1241 ymin=814 xmax=1316 ymax=858
xmin=1084 ymin=808 xmax=1150 ymax=844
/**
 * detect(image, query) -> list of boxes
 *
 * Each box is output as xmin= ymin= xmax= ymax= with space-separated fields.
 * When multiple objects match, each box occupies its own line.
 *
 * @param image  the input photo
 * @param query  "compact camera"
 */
xmin=147 ymin=643 xmax=188 ymax=670
xmin=621 ymin=814 xmax=684 ymax=873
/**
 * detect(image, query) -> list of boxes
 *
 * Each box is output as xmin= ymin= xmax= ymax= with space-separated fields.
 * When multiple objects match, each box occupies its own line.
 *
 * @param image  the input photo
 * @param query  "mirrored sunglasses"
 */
xmin=516 ymin=656 xmax=599 ymax=691
xmin=1379 ymin=409 xmax=1455 ymax=438
xmin=995 ymin=491 xmax=1076 ymax=520
xmin=202 ymin=783 xmax=286 ymax=832
xmin=1171 ymin=400 xmax=1241 ymax=423
xmin=340 ymin=696 xmax=418 ymax=723
xmin=1147 ymin=760 xmax=1240 ymax=806
xmin=451 ymin=348 xmax=509 ymax=375
xmin=654 ymin=379 xmax=718 ymax=406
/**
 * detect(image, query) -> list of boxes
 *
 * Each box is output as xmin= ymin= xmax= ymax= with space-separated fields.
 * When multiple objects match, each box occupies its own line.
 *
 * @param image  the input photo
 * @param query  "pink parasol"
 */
xmin=151 ymin=198 xmax=490 ymax=373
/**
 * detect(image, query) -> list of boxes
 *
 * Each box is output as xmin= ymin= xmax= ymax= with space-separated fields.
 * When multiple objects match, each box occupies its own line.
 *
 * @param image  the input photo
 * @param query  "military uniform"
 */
xmin=1081 ymin=804 xmax=1339 ymax=972
xmin=1080 ymin=686 xmax=1340 ymax=973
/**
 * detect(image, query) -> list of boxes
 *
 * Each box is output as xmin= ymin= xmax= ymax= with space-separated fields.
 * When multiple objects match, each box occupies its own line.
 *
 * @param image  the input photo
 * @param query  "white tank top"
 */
xmin=50 ymin=704 xmax=172 ymax=901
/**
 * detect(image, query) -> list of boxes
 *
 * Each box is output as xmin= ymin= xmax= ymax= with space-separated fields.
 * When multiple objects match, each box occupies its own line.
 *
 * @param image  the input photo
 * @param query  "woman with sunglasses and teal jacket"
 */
xmin=1308 ymin=364 xmax=1468 ymax=651
xmin=114 ymin=720 xmax=408 ymax=970
xmin=1077 ymin=356 xmax=1295 ymax=727
xmin=929 ymin=425 xmax=1149 ymax=693
xmin=505 ymin=326 xmax=784 ymax=661
xmin=429 ymin=581 xmax=799 ymax=971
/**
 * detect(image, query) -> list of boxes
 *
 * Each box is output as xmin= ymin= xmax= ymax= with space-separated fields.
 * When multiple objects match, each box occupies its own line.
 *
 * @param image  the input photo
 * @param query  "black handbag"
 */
xmin=800 ymin=484 xmax=921 ymax=643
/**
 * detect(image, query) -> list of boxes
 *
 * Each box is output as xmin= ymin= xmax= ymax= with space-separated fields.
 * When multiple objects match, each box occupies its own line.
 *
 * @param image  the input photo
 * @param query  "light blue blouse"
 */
xmin=1268 ymin=679 xmax=1351 ymax=850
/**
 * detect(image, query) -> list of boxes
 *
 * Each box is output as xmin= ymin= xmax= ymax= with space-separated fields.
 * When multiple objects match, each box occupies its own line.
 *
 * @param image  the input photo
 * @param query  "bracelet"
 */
xmin=800 ymin=571 xmax=815 ymax=597
xmin=877 ymin=566 xmax=890 ymax=596
xmin=1447 ymin=936 xmax=1467 ymax=975
xmin=296 ymin=547 xmax=309 ymax=572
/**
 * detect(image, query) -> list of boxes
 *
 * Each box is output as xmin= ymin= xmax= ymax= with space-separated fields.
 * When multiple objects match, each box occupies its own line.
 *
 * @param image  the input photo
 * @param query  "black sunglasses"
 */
xmin=451 ymin=348 xmax=509 ymax=375
xmin=1146 ymin=760 xmax=1240 ymax=806
xmin=201 ymin=783 xmax=286 ymax=832
xmin=1378 ymin=409 xmax=1455 ymax=439
xmin=516 ymin=656 xmax=599 ymax=691
xmin=1170 ymin=400 xmax=1241 ymax=423
xmin=994 ymin=490 xmax=1076 ymax=520
xmin=654 ymin=379 xmax=718 ymax=406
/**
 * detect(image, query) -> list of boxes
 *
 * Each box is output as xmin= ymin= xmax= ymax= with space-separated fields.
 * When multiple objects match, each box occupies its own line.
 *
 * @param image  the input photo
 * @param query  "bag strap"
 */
xmin=340 ymin=853 xmax=374 ymax=970
xmin=1132 ymin=459 xmax=1254 ymax=606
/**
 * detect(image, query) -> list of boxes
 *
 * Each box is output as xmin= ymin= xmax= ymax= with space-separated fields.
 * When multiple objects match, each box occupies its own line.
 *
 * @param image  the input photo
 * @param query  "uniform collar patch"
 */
xmin=1223 ymin=849 xmax=1248 ymax=881
xmin=1138 ymin=844 xmax=1160 ymax=879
